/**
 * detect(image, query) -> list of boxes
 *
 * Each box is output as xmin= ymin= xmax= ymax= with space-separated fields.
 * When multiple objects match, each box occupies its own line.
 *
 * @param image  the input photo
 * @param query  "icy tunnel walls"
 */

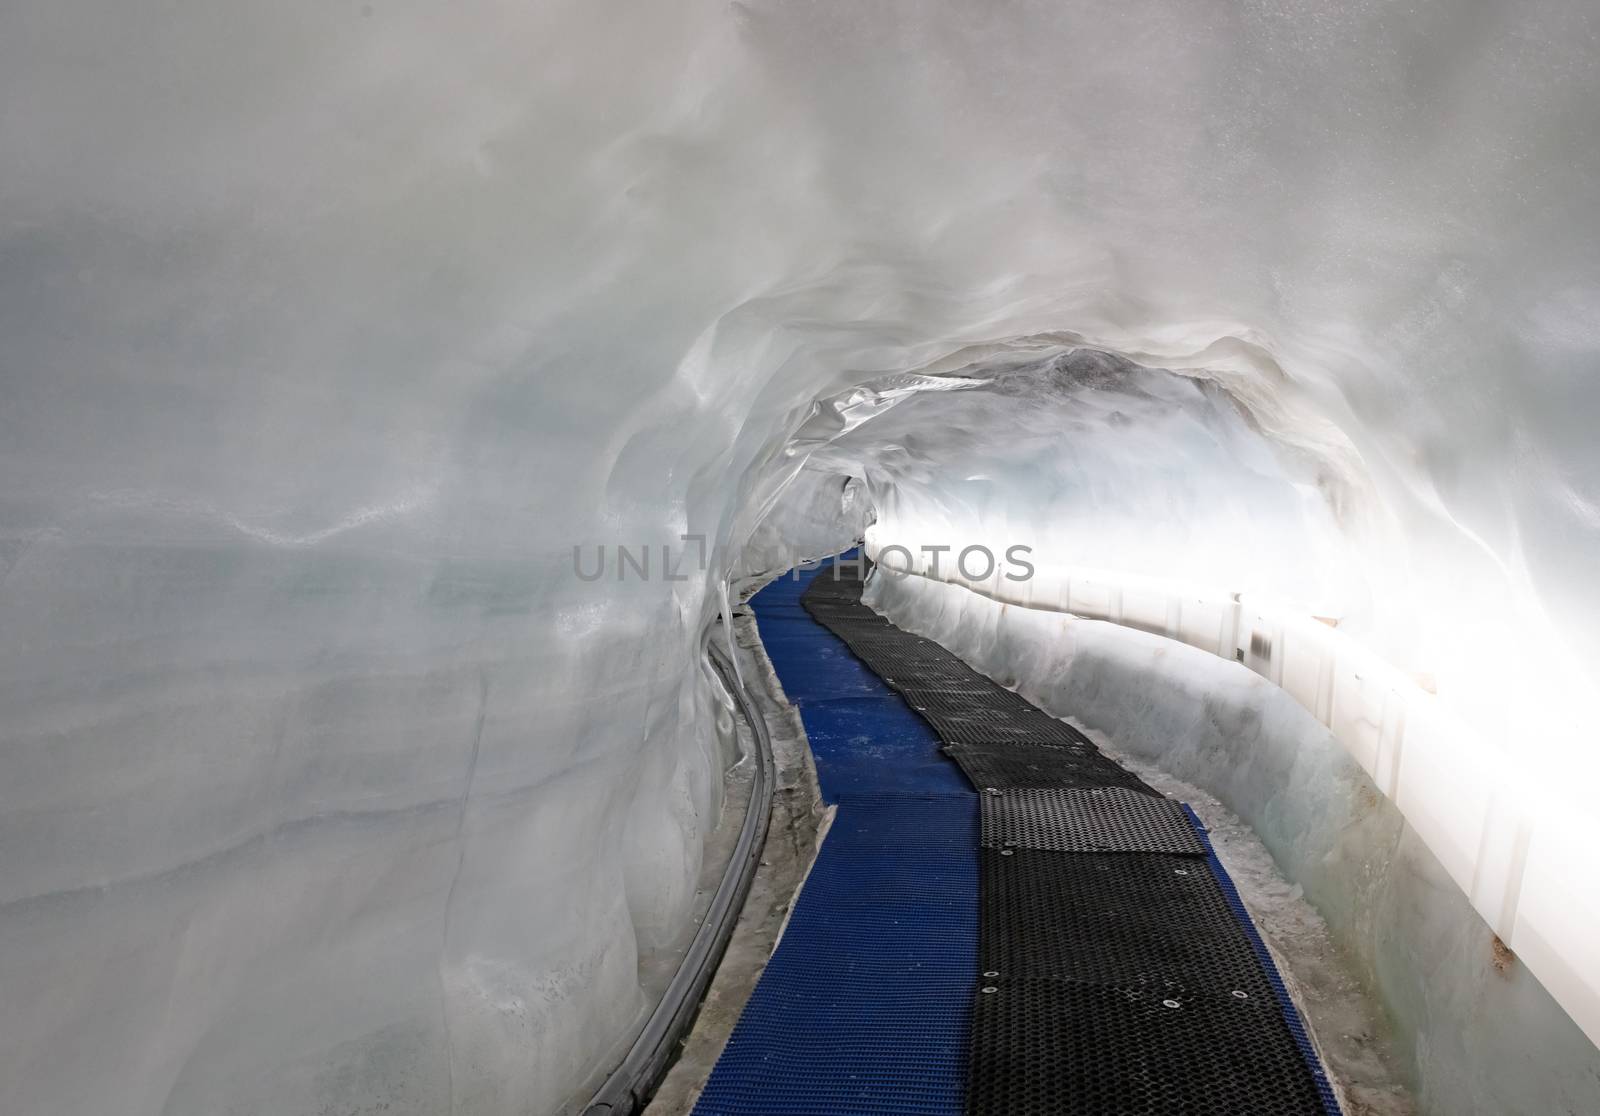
xmin=4 ymin=1 xmax=1600 ymax=1114
xmin=822 ymin=347 xmax=1600 ymax=1113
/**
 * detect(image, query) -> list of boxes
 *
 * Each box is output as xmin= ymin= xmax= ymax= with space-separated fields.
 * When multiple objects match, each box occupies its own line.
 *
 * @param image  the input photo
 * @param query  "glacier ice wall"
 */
xmin=818 ymin=346 xmax=1600 ymax=1070
xmin=3 ymin=1 xmax=1600 ymax=1113
xmin=736 ymin=465 xmax=871 ymax=582
xmin=808 ymin=348 xmax=1366 ymax=615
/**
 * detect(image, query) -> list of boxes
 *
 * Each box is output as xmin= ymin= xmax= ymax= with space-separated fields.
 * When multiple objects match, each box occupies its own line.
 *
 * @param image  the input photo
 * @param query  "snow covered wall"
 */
xmin=3 ymin=2 xmax=1599 ymax=1114
xmin=811 ymin=347 xmax=1600 ymax=1071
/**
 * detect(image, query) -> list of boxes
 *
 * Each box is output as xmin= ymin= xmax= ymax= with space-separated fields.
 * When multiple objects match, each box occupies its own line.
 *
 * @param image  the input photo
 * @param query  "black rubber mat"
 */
xmin=945 ymin=741 xmax=1159 ymax=795
xmin=923 ymin=712 xmax=1093 ymax=747
xmin=968 ymin=978 xmax=1330 ymax=1115
xmin=811 ymin=606 xmax=887 ymax=621
xmin=954 ymin=716 xmax=1096 ymax=748
xmin=832 ymin=632 xmax=966 ymax=662
xmin=978 ymin=848 xmax=1273 ymax=1000
xmin=879 ymin=667 xmax=993 ymax=692
xmin=849 ymin=649 xmax=976 ymax=676
xmin=826 ymin=643 xmax=996 ymax=699
xmin=819 ymin=620 xmax=952 ymax=648
xmin=885 ymin=671 xmax=998 ymax=693
xmin=980 ymin=787 xmax=1204 ymax=854
xmin=897 ymin=687 xmax=1036 ymax=715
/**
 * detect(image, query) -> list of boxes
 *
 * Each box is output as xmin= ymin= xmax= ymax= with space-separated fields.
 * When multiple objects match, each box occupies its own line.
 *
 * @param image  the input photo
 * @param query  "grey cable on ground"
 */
xmin=580 ymin=622 xmax=775 ymax=1116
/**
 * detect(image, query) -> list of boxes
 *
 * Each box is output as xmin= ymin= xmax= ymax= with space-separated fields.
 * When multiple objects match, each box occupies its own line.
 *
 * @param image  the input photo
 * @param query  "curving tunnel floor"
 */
xmin=697 ymin=558 xmax=976 ymax=1114
xmin=691 ymin=556 xmax=1339 ymax=1114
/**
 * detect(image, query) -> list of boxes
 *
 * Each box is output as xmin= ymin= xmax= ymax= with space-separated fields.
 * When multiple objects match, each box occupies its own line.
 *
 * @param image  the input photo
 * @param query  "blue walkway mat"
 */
xmin=693 ymin=794 xmax=976 ymax=1116
xmin=693 ymin=560 xmax=976 ymax=1116
xmin=750 ymin=560 xmax=970 ymax=802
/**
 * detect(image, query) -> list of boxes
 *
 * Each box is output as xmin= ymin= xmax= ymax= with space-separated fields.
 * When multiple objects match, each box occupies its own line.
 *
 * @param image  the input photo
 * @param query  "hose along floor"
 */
xmin=692 ymin=555 xmax=1342 ymax=1115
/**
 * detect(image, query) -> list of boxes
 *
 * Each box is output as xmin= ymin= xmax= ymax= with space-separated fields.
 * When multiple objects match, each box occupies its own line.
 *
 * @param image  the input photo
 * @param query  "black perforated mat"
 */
xmin=978 ymin=848 xmax=1273 ymax=999
xmin=969 ymin=978 xmax=1329 ymax=1116
xmin=798 ymin=564 xmax=1339 ymax=1116
xmin=945 ymin=741 xmax=1159 ymax=795
xmin=929 ymin=712 xmax=1092 ymax=746
xmin=981 ymin=786 xmax=1205 ymax=854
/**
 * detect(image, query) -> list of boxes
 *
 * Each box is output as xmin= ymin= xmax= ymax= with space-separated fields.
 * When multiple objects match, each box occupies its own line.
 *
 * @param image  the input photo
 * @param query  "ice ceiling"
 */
xmin=2 ymin=2 xmax=1599 ymax=1114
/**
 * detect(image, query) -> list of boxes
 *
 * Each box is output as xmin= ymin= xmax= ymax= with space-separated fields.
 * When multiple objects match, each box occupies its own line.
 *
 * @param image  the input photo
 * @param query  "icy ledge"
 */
xmin=863 ymin=566 xmax=1600 ymax=1116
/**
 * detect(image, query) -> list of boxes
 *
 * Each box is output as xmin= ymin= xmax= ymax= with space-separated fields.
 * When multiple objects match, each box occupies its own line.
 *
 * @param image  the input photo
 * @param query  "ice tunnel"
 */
xmin=3 ymin=1 xmax=1600 ymax=1114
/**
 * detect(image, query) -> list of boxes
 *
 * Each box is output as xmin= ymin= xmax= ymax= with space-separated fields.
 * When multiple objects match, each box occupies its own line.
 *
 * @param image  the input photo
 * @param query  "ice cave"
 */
xmin=3 ymin=2 xmax=1600 ymax=1114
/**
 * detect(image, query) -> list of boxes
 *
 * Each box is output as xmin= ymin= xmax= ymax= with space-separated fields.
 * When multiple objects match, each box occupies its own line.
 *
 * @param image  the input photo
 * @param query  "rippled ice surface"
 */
xmin=2 ymin=2 xmax=1599 ymax=1113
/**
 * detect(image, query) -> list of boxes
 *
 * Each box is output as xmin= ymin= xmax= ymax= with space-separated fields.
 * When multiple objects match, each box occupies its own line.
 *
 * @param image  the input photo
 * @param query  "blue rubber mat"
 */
xmin=693 ymin=561 xmax=976 ymax=1116
xmin=752 ymin=560 xmax=968 ymax=802
xmin=692 ymin=794 xmax=977 ymax=1116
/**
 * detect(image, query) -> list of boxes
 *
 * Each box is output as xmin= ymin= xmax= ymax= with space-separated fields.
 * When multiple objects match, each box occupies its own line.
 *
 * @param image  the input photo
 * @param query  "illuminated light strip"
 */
xmin=864 ymin=525 xmax=1600 ymax=1051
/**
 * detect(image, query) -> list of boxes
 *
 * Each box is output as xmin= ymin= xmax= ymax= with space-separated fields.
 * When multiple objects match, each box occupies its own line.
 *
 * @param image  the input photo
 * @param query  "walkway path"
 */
xmin=692 ymin=555 xmax=1341 ymax=1115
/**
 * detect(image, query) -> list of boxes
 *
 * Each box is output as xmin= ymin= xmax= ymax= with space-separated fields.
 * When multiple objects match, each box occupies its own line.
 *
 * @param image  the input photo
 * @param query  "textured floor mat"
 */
xmin=978 ymin=848 xmax=1274 ymax=1000
xmin=980 ymin=787 xmax=1206 ymax=855
xmin=967 ymin=977 xmax=1331 ymax=1115
xmin=945 ymin=741 xmax=1158 ymax=795
xmin=692 ymin=794 xmax=977 ymax=1116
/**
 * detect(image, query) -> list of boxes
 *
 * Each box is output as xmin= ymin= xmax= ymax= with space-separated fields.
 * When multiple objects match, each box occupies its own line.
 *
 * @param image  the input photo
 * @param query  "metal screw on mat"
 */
xmin=985 ymin=787 xmax=1001 ymax=796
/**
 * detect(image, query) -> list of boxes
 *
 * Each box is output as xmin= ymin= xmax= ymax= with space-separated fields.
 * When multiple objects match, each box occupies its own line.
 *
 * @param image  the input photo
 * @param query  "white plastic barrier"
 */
xmin=864 ymin=525 xmax=1600 ymax=1052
